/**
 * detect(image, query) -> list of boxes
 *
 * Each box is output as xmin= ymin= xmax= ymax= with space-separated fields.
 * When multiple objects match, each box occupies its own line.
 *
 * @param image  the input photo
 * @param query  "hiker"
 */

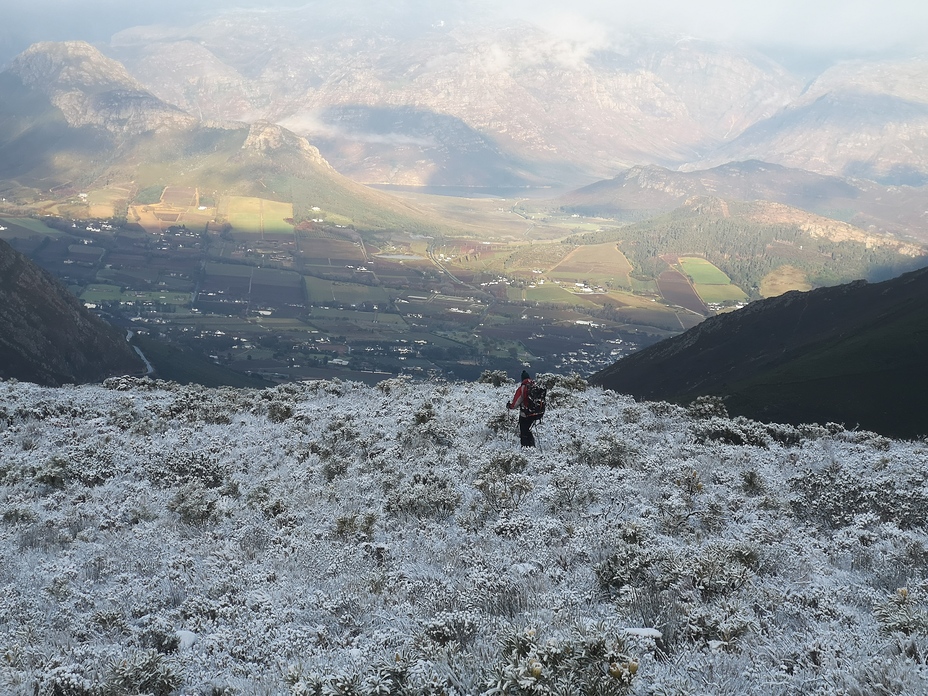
xmin=507 ymin=370 xmax=545 ymax=447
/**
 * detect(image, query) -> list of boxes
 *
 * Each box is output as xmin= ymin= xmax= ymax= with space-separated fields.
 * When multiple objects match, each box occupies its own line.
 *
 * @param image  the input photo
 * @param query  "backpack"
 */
xmin=524 ymin=381 xmax=547 ymax=418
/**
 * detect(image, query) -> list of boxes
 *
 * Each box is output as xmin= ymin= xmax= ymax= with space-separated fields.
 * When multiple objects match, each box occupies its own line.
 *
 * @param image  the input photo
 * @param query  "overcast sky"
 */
xmin=0 ymin=0 xmax=923 ymax=71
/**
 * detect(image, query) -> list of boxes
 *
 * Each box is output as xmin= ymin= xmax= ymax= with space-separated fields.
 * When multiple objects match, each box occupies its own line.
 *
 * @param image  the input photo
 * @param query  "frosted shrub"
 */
xmin=334 ymin=511 xmax=377 ymax=540
xmin=874 ymin=588 xmax=928 ymax=635
xmin=790 ymin=461 xmax=928 ymax=529
xmin=167 ymin=480 xmax=218 ymax=525
xmin=105 ymin=649 xmax=180 ymax=696
xmin=34 ymin=455 xmax=72 ymax=489
xmin=596 ymin=540 xmax=655 ymax=596
xmin=486 ymin=411 xmax=512 ymax=434
xmin=681 ymin=542 xmax=758 ymax=599
xmin=692 ymin=417 xmax=771 ymax=448
xmin=423 ymin=610 xmax=480 ymax=646
xmin=572 ymin=434 xmax=638 ymax=468
xmin=542 ymin=471 xmax=597 ymax=513
xmin=485 ymin=625 xmax=637 ymax=696
xmin=686 ymin=395 xmax=728 ymax=420
xmin=535 ymin=372 xmax=588 ymax=392
xmin=683 ymin=598 xmax=756 ymax=650
xmin=267 ymin=401 xmax=294 ymax=423
xmin=478 ymin=370 xmax=514 ymax=387
xmin=414 ymin=401 xmax=436 ymax=425
xmin=386 ymin=471 xmax=461 ymax=519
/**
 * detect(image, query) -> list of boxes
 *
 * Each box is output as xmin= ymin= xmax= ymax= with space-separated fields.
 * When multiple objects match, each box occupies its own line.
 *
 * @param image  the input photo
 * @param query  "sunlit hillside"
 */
xmin=2 ymin=374 xmax=927 ymax=694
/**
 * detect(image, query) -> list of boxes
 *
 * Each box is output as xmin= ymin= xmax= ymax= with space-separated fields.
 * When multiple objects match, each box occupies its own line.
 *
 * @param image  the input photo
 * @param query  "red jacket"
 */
xmin=507 ymin=379 xmax=533 ymax=415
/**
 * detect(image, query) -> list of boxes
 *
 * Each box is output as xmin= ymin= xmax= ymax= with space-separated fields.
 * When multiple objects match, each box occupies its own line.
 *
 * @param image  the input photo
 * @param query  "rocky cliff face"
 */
xmin=0 ymin=239 xmax=143 ymax=386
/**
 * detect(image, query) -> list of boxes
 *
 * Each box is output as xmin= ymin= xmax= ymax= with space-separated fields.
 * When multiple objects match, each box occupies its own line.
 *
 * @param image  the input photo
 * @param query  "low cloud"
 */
xmin=278 ymin=113 xmax=438 ymax=148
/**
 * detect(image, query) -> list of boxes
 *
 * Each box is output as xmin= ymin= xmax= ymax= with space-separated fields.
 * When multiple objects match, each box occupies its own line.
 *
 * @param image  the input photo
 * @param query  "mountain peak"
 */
xmin=11 ymin=41 xmax=143 ymax=93
xmin=8 ymin=40 xmax=195 ymax=135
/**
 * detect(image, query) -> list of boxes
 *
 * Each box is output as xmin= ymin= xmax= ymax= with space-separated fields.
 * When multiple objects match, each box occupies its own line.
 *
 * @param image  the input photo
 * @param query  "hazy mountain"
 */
xmin=108 ymin=9 xmax=801 ymax=187
xmin=693 ymin=58 xmax=928 ymax=185
xmin=559 ymin=160 xmax=928 ymax=244
xmin=0 ymin=41 xmax=444 ymax=232
xmin=590 ymin=266 xmax=928 ymax=438
xmin=0 ymin=238 xmax=143 ymax=386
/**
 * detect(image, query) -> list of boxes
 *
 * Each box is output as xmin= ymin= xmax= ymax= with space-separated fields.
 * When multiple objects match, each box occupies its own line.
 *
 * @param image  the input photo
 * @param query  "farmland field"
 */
xmin=161 ymin=187 xmax=198 ymax=208
xmin=304 ymin=276 xmax=391 ymax=304
xmin=221 ymin=196 xmax=294 ymax=236
xmin=0 ymin=217 xmax=60 ymax=237
xmin=80 ymin=284 xmax=123 ymax=302
xmin=86 ymin=187 xmax=131 ymax=218
xmin=694 ymin=284 xmax=749 ymax=303
xmin=524 ymin=284 xmax=600 ymax=307
xmin=548 ymin=243 xmax=633 ymax=285
xmin=657 ymin=270 xmax=708 ymax=315
xmin=760 ymin=265 xmax=813 ymax=297
xmin=679 ymin=256 xmax=733 ymax=285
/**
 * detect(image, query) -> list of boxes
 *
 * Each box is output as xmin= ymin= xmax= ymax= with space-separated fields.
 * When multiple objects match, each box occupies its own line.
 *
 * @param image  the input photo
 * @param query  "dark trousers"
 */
xmin=519 ymin=415 xmax=538 ymax=447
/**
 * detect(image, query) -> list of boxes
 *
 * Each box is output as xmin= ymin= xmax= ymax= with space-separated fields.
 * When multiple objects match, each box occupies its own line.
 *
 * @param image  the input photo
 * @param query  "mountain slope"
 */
xmin=589 ymin=266 xmax=928 ymax=438
xmin=0 ymin=238 xmax=143 ymax=385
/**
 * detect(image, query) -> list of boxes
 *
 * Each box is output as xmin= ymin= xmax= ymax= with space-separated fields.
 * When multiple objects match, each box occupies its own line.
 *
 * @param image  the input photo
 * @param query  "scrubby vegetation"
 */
xmin=1 ymin=375 xmax=927 ymax=694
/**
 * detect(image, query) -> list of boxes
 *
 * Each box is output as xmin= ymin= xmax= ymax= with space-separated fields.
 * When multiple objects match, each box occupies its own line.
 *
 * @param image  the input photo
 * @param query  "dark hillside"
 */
xmin=0 ymin=238 xmax=142 ymax=385
xmin=590 ymin=267 xmax=928 ymax=438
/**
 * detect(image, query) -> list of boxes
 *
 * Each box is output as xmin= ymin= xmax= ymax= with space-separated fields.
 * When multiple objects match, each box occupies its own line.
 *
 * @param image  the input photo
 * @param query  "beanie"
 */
xmin=521 ymin=370 xmax=530 ymax=381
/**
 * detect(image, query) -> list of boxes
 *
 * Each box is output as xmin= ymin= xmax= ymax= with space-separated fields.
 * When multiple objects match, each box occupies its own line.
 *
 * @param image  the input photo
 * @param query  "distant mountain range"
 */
xmin=590 ymin=266 xmax=928 ymax=439
xmin=94 ymin=5 xmax=928 ymax=189
xmin=0 ymin=238 xmax=142 ymax=385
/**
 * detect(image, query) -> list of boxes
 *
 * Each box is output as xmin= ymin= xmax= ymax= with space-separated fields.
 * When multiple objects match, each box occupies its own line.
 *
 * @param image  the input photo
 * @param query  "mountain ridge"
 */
xmin=589 ymin=266 xmax=928 ymax=438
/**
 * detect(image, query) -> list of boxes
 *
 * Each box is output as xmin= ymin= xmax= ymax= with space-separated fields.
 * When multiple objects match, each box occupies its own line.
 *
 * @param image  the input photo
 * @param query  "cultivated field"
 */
xmin=694 ymin=283 xmax=749 ymax=303
xmin=678 ymin=256 xmax=733 ymax=285
xmin=221 ymin=196 xmax=294 ymax=236
xmin=760 ymin=265 xmax=813 ymax=297
xmin=548 ymin=243 xmax=634 ymax=286
xmin=86 ymin=186 xmax=131 ymax=218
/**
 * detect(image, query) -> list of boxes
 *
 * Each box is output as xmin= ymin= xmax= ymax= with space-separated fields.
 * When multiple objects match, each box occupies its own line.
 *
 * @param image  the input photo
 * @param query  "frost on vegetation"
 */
xmin=1 ymin=378 xmax=928 ymax=694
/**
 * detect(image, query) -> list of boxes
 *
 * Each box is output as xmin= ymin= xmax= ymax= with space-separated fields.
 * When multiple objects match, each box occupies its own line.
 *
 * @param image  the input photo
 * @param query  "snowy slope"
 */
xmin=1 ymin=375 xmax=927 ymax=695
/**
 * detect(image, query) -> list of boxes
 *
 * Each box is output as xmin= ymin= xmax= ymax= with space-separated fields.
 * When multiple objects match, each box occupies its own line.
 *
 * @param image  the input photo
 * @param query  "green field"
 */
xmin=223 ymin=196 xmax=294 ymax=235
xmin=205 ymin=262 xmax=253 ymax=278
xmin=694 ymin=284 xmax=749 ymax=303
xmin=0 ymin=217 xmax=60 ymax=237
xmin=80 ymin=284 xmax=123 ymax=302
xmin=524 ymin=284 xmax=600 ymax=307
xmin=679 ymin=257 xmax=733 ymax=285
xmin=304 ymin=276 xmax=391 ymax=304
